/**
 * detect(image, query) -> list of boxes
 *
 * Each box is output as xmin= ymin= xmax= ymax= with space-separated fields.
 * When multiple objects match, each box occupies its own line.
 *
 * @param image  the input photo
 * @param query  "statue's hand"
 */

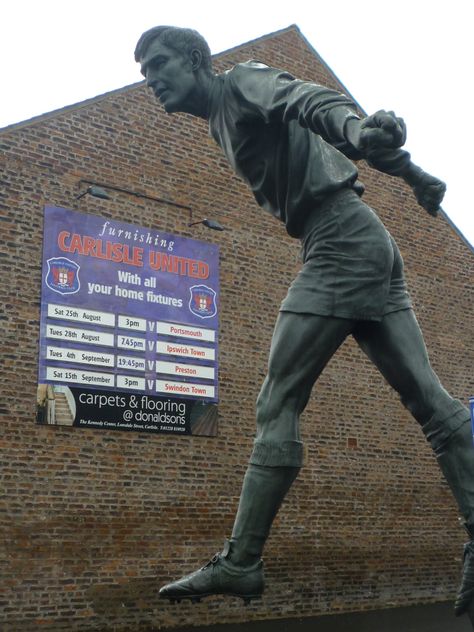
xmin=411 ymin=171 xmax=446 ymax=217
xmin=359 ymin=110 xmax=407 ymax=151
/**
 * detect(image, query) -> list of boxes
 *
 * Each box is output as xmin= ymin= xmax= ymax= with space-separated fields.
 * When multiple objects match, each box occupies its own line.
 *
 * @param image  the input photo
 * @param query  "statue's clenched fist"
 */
xmin=359 ymin=110 xmax=407 ymax=150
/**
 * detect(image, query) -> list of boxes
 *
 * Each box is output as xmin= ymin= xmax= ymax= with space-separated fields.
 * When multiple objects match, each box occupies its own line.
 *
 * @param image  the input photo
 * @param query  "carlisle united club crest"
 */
xmin=189 ymin=285 xmax=217 ymax=319
xmin=45 ymin=257 xmax=80 ymax=295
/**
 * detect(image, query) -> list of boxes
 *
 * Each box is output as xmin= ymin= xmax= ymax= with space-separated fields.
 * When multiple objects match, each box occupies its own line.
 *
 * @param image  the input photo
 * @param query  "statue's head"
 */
xmin=135 ymin=26 xmax=213 ymax=115
xmin=135 ymin=26 xmax=213 ymax=74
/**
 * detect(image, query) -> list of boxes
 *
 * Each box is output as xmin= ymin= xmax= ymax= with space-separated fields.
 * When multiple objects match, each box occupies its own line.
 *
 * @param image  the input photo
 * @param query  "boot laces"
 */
xmin=201 ymin=553 xmax=220 ymax=570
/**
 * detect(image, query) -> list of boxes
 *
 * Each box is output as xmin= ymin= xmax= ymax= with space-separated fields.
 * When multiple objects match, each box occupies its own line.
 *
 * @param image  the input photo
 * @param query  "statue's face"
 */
xmin=140 ymin=39 xmax=197 ymax=113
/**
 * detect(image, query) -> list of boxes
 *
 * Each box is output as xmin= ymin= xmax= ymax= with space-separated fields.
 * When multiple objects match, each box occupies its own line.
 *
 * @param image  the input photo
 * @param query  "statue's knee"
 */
xmin=400 ymin=394 xmax=429 ymax=424
xmin=399 ymin=377 xmax=450 ymax=424
xmin=256 ymin=378 xmax=282 ymax=425
xmin=255 ymin=392 xmax=268 ymax=429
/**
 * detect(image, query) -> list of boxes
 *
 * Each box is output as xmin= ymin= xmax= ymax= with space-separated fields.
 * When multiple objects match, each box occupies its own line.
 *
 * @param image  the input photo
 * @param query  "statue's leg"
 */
xmin=353 ymin=308 xmax=473 ymax=620
xmin=159 ymin=312 xmax=354 ymax=603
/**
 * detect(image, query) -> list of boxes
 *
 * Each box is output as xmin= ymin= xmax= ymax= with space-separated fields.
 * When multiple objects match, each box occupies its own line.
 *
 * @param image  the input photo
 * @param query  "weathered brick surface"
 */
xmin=1 ymin=26 xmax=473 ymax=631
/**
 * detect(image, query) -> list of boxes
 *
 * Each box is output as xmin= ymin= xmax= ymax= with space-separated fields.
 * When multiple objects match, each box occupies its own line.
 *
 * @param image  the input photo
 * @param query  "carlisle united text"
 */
xmin=58 ymin=230 xmax=209 ymax=278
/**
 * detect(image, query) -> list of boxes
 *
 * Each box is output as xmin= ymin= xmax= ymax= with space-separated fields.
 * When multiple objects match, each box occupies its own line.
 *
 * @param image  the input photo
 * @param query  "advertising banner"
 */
xmin=37 ymin=206 xmax=219 ymax=436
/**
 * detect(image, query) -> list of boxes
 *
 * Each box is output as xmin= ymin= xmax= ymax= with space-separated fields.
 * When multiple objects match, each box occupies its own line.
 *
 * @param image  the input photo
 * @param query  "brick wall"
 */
xmin=1 ymin=25 xmax=473 ymax=631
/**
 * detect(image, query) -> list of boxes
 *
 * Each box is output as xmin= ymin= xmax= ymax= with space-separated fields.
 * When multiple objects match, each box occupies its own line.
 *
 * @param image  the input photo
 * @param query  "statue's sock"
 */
xmin=228 ymin=464 xmax=299 ymax=567
xmin=436 ymin=420 xmax=474 ymax=526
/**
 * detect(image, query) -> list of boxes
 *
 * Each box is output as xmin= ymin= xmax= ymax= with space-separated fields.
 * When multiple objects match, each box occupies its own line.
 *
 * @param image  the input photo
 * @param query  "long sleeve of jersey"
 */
xmin=228 ymin=61 xmax=363 ymax=158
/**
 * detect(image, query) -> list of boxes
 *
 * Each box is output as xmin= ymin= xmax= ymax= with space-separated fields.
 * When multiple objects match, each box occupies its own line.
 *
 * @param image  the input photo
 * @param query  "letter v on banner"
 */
xmin=147 ymin=320 xmax=155 ymax=332
xmin=147 ymin=360 xmax=155 ymax=370
xmin=147 ymin=379 xmax=154 ymax=390
xmin=147 ymin=340 xmax=155 ymax=351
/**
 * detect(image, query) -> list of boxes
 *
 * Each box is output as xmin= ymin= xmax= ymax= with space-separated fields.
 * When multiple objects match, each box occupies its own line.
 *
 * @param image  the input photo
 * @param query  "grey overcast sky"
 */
xmin=2 ymin=0 xmax=473 ymax=247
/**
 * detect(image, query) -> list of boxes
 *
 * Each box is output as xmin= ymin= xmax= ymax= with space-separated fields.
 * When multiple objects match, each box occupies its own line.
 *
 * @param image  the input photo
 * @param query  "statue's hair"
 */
xmin=134 ymin=26 xmax=213 ymax=74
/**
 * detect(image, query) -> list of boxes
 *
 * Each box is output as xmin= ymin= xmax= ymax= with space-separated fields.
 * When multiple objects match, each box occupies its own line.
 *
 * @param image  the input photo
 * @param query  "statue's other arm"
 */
xmin=345 ymin=112 xmax=446 ymax=217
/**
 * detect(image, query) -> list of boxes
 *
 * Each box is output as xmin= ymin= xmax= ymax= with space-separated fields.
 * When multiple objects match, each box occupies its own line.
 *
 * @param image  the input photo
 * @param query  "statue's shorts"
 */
xmin=280 ymin=188 xmax=412 ymax=321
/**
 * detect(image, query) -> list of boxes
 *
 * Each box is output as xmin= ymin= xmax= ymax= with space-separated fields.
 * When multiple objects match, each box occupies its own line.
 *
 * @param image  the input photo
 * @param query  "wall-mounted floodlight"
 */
xmin=76 ymin=179 xmax=224 ymax=231
xmin=76 ymin=185 xmax=111 ymax=200
xmin=188 ymin=218 xmax=225 ymax=231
